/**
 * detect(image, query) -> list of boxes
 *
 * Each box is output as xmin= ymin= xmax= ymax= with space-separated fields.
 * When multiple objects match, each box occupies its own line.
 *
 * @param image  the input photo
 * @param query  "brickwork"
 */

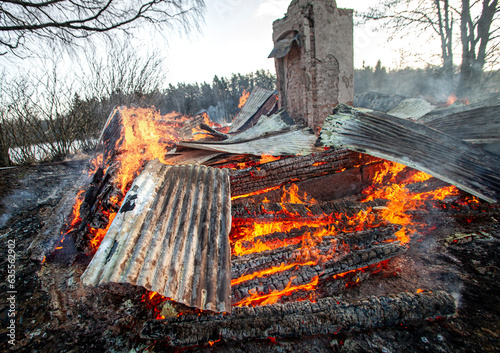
xmin=271 ymin=0 xmax=353 ymax=132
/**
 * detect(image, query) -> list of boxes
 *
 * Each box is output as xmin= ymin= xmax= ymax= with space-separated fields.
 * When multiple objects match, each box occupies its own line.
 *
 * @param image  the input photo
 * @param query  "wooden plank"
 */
xmin=319 ymin=104 xmax=500 ymax=203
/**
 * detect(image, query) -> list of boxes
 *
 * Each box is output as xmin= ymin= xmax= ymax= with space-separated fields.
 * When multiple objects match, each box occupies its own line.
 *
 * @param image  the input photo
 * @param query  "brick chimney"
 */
xmin=269 ymin=0 xmax=354 ymax=133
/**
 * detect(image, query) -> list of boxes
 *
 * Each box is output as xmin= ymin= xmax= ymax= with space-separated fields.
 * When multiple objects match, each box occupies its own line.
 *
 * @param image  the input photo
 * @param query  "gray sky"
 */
xmin=161 ymin=0 xmax=439 ymax=85
xmin=1 ymin=0 xmax=441 ymax=87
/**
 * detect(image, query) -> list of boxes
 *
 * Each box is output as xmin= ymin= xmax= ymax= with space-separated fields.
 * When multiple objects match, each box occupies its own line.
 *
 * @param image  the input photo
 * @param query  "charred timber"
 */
xmin=230 ymin=149 xmax=375 ymax=197
xmin=231 ymin=226 xmax=400 ymax=277
xmin=320 ymin=104 xmax=500 ymax=203
xmin=141 ymin=291 xmax=456 ymax=347
xmin=232 ymin=198 xmax=388 ymax=219
xmin=231 ymin=243 xmax=406 ymax=302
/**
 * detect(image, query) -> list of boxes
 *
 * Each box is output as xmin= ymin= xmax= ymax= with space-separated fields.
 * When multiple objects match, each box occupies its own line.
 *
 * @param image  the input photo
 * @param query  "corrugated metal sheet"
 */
xmin=424 ymin=105 xmax=500 ymax=144
xmin=165 ymin=150 xmax=223 ymax=165
xmin=229 ymin=86 xmax=276 ymax=133
xmin=81 ymin=160 xmax=232 ymax=313
xmin=178 ymin=109 xmax=321 ymax=156
xmin=387 ymin=98 xmax=434 ymax=120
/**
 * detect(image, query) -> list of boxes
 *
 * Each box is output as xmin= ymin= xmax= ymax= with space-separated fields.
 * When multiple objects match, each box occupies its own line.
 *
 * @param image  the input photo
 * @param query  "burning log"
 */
xmin=141 ymin=291 xmax=456 ymax=347
xmin=231 ymin=198 xmax=388 ymax=219
xmin=320 ymin=104 xmax=500 ymax=203
xmin=231 ymin=242 xmax=406 ymax=303
xmin=230 ymin=149 xmax=375 ymax=197
xmin=81 ymin=160 xmax=233 ymax=313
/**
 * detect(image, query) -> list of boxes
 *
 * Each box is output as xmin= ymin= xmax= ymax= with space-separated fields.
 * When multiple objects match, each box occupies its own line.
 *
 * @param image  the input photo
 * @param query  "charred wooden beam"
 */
xmin=231 ymin=198 xmax=388 ymax=219
xmin=141 ymin=291 xmax=456 ymax=347
xmin=231 ymin=226 xmax=400 ymax=277
xmin=230 ymin=149 xmax=375 ymax=197
xmin=231 ymin=243 xmax=406 ymax=302
xmin=320 ymin=104 xmax=500 ymax=203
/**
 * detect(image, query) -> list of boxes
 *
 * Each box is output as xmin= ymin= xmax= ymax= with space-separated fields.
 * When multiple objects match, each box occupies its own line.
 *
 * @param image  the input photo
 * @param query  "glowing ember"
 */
xmin=231 ymin=185 xmax=282 ymax=201
xmin=230 ymin=160 xmax=469 ymax=307
xmin=231 ymin=261 xmax=317 ymax=286
xmin=259 ymin=154 xmax=282 ymax=164
xmin=238 ymin=89 xmax=250 ymax=109
xmin=235 ymin=276 xmax=319 ymax=307
xmin=141 ymin=290 xmax=169 ymax=320
xmin=447 ymin=93 xmax=458 ymax=106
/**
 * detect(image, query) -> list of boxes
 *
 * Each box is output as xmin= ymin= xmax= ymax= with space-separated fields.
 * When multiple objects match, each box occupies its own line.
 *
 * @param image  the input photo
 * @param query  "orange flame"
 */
xmin=235 ymin=276 xmax=319 ymax=307
xmin=82 ymin=107 xmax=222 ymax=251
xmin=114 ymin=108 xmax=189 ymax=194
xmin=238 ymin=89 xmax=250 ymax=109
xmin=260 ymin=154 xmax=281 ymax=164
xmin=231 ymin=261 xmax=317 ymax=286
xmin=447 ymin=93 xmax=457 ymax=106
xmin=447 ymin=93 xmax=470 ymax=106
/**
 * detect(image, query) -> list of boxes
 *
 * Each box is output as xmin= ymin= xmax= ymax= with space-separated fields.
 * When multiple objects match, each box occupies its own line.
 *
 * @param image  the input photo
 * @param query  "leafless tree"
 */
xmin=0 ymin=0 xmax=205 ymax=55
xmin=362 ymin=0 xmax=499 ymax=96
xmin=363 ymin=0 xmax=456 ymax=76
xmin=458 ymin=0 xmax=499 ymax=96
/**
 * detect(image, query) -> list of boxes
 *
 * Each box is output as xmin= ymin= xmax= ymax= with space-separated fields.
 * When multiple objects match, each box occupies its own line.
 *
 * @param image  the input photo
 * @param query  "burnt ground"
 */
xmin=0 ymin=161 xmax=499 ymax=353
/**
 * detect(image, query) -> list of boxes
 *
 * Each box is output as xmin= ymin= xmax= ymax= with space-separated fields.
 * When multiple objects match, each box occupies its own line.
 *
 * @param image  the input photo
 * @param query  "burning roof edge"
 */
xmin=81 ymin=160 xmax=232 ymax=313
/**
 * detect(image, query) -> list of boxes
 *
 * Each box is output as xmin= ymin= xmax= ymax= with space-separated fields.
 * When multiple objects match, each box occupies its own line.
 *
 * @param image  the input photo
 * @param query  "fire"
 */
xmin=114 ymin=108 xmax=189 ymax=194
xmin=238 ymin=89 xmax=250 ymax=109
xmin=234 ymin=276 xmax=319 ymax=307
xmin=231 ymin=261 xmax=317 ymax=286
xmin=69 ymin=107 xmax=225 ymax=252
xmin=447 ymin=93 xmax=470 ymax=106
xmin=87 ymin=154 xmax=103 ymax=176
xmin=231 ymin=185 xmax=282 ymax=201
xmin=259 ymin=154 xmax=281 ymax=164
xmin=68 ymin=189 xmax=85 ymax=229
xmin=281 ymin=183 xmax=316 ymax=204
xmin=141 ymin=290 xmax=169 ymax=320
xmin=361 ymin=162 xmax=461 ymax=244
xmin=230 ymin=160 xmax=468 ymax=307
xmin=209 ymin=339 xmax=222 ymax=346
xmin=447 ymin=93 xmax=457 ymax=106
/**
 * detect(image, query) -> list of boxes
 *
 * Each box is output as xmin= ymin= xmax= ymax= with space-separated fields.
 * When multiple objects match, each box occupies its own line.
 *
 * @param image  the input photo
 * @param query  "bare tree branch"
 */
xmin=0 ymin=0 xmax=205 ymax=55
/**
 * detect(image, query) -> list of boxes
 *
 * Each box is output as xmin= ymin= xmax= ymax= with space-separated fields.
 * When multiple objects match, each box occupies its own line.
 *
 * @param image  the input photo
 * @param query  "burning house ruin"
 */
xmin=4 ymin=1 xmax=500 ymax=352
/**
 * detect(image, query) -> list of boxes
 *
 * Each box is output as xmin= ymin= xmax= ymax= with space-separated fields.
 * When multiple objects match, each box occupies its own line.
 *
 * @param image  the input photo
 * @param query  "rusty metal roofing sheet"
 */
xmin=81 ymin=160 xmax=232 ymax=313
xmin=178 ymin=109 xmax=321 ymax=157
xmin=229 ymin=86 xmax=276 ymax=133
